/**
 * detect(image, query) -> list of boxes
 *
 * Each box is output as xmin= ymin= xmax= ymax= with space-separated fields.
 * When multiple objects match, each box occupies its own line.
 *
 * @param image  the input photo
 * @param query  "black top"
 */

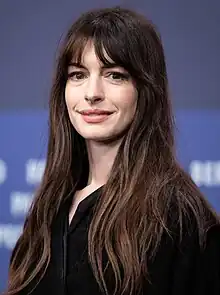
xmin=22 ymin=186 xmax=220 ymax=295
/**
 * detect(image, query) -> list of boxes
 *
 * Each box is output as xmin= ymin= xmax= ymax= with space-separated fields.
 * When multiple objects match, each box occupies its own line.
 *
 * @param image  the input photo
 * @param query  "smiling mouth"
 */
xmin=80 ymin=113 xmax=113 ymax=123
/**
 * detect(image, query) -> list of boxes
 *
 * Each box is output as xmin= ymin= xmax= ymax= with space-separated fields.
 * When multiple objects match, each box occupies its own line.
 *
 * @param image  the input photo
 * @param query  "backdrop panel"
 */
xmin=0 ymin=0 xmax=219 ymax=292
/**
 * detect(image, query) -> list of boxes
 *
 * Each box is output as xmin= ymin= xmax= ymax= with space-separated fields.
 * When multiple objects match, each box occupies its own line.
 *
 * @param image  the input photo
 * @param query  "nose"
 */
xmin=84 ymin=75 xmax=104 ymax=103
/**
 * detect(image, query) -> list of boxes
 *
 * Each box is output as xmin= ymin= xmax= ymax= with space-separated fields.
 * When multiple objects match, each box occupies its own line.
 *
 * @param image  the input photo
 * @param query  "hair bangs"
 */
xmin=64 ymin=20 xmax=136 ymax=74
xmin=93 ymin=30 xmax=127 ymax=67
xmin=64 ymin=33 xmax=90 ymax=66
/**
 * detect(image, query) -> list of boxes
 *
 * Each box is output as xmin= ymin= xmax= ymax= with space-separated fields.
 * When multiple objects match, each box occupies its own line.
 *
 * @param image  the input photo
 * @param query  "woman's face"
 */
xmin=65 ymin=40 xmax=138 ymax=142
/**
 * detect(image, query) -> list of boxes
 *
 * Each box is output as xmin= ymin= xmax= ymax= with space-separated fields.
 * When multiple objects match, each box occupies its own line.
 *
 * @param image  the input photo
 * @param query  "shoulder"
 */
xmin=167 ymin=190 xmax=220 ymax=251
xmin=160 ymin=213 xmax=220 ymax=294
xmin=168 ymin=194 xmax=220 ymax=271
xmin=201 ymin=222 xmax=220 ymax=255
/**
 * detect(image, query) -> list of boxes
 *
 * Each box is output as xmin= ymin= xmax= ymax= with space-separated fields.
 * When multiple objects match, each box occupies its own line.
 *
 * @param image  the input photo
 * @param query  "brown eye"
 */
xmin=68 ymin=71 xmax=86 ymax=80
xmin=107 ymin=72 xmax=129 ymax=81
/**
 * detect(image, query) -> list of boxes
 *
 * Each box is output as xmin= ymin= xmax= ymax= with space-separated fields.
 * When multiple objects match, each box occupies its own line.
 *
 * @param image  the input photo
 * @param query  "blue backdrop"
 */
xmin=0 ymin=0 xmax=220 ymax=292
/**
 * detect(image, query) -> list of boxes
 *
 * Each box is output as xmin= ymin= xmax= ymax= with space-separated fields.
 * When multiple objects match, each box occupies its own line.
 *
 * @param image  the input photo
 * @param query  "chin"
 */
xmin=81 ymin=134 xmax=114 ymax=142
xmin=79 ymin=130 xmax=125 ymax=144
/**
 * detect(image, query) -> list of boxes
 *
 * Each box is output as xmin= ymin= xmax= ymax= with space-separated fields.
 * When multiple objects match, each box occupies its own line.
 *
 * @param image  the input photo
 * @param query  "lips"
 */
xmin=77 ymin=109 xmax=114 ymax=124
xmin=80 ymin=113 xmax=112 ymax=123
xmin=79 ymin=110 xmax=113 ymax=116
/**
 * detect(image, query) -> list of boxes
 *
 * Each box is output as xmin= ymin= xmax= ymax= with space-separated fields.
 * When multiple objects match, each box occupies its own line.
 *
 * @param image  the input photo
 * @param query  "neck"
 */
xmin=85 ymin=138 xmax=122 ymax=188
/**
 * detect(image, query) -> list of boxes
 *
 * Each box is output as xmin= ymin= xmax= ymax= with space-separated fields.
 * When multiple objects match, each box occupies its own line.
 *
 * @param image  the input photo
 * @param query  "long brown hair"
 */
xmin=6 ymin=6 xmax=219 ymax=295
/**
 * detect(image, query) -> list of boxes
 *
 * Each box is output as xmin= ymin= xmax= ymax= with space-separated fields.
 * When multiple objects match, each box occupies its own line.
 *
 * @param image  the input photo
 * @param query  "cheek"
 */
xmin=65 ymin=85 xmax=79 ymax=110
xmin=117 ymin=88 xmax=138 ymax=115
xmin=64 ymin=86 xmax=71 ymax=109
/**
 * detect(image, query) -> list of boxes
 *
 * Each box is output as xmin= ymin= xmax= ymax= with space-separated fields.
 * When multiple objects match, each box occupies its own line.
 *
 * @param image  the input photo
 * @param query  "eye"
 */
xmin=68 ymin=71 xmax=86 ymax=81
xmin=107 ymin=72 xmax=129 ymax=81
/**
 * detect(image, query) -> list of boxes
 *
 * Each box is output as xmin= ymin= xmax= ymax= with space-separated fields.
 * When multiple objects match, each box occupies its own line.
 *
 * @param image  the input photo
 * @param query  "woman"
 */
xmin=5 ymin=6 xmax=220 ymax=295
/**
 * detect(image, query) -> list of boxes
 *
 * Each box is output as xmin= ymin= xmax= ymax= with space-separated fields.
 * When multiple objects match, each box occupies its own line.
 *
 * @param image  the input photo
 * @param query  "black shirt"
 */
xmin=25 ymin=186 xmax=220 ymax=295
xmin=66 ymin=186 xmax=104 ymax=294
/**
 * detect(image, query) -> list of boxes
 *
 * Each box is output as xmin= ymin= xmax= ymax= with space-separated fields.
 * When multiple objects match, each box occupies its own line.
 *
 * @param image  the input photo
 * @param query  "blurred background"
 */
xmin=0 ymin=0 xmax=220 ymax=292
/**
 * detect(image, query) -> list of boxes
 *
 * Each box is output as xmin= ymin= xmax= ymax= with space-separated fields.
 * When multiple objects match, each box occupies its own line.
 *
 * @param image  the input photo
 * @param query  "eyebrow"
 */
xmin=68 ymin=62 xmax=122 ymax=70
